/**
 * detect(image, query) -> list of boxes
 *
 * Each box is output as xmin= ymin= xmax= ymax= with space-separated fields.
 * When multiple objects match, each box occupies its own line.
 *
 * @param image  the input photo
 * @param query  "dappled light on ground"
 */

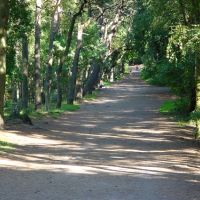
xmin=0 ymin=74 xmax=200 ymax=200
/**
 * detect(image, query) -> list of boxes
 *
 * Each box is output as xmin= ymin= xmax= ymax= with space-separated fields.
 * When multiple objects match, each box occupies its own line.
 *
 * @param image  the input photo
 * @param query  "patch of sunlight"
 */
xmin=0 ymin=159 xmax=96 ymax=175
xmin=60 ymin=131 xmax=168 ymax=141
xmin=113 ymin=127 xmax=168 ymax=134
xmin=0 ymin=157 xmax=156 ymax=176
xmin=99 ymin=165 xmax=168 ymax=175
xmin=93 ymin=99 xmax=119 ymax=104
xmin=81 ymin=124 xmax=96 ymax=128
xmin=0 ymin=131 xmax=63 ymax=146
xmin=187 ymin=179 xmax=200 ymax=183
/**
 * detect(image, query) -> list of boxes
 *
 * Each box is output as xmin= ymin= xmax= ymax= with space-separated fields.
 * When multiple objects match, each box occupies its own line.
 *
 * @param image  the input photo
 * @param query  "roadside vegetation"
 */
xmin=129 ymin=1 xmax=200 ymax=138
xmin=0 ymin=140 xmax=15 ymax=152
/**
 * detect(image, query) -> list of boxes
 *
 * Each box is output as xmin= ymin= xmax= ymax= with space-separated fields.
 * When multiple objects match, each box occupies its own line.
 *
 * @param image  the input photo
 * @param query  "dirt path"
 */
xmin=0 ymin=72 xmax=200 ymax=200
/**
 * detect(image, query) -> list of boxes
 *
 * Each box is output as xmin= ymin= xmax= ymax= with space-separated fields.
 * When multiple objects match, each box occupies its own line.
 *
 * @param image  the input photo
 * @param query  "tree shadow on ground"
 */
xmin=0 ymin=74 xmax=199 ymax=200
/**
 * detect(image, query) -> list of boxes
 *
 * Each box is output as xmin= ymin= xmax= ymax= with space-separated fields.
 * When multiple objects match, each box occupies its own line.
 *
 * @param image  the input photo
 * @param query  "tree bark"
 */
xmin=45 ymin=0 xmax=61 ymax=111
xmin=194 ymin=53 xmax=200 ymax=138
xmin=34 ymin=0 xmax=42 ymax=110
xmin=67 ymin=23 xmax=83 ymax=105
xmin=195 ymin=55 xmax=200 ymax=109
xmin=109 ymin=50 xmax=120 ymax=82
xmin=83 ymin=59 xmax=101 ymax=96
xmin=0 ymin=0 xmax=9 ymax=129
xmin=178 ymin=0 xmax=188 ymax=25
xmin=56 ymin=0 xmax=87 ymax=108
xmin=191 ymin=0 xmax=200 ymax=24
xmin=22 ymin=35 xmax=29 ymax=110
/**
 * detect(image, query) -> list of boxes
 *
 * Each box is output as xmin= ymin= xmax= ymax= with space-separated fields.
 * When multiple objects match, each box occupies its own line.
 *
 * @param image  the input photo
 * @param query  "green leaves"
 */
xmin=167 ymin=25 xmax=200 ymax=61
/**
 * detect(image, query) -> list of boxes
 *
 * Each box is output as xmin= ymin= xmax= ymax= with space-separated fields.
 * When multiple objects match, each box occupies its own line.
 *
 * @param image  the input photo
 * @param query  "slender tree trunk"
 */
xmin=56 ymin=17 xmax=75 ymax=108
xmin=195 ymin=55 xmax=200 ymax=109
xmin=11 ymin=80 xmax=19 ymax=118
xmin=56 ymin=58 xmax=63 ymax=108
xmin=34 ymin=0 xmax=42 ymax=110
xmin=67 ymin=23 xmax=83 ymax=105
xmin=109 ymin=50 xmax=120 ymax=82
xmin=178 ymin=0 xmax=188 ymax=25
xmin=194 ymin=53 xmax=200 ymax=138
xmin=45 ymin=0 xmax=61 ymax=111
xmin=0 ymin=1 xmax=9 ymax=129
xmin=191 ymin=0 xmax=200 ymax=24
xmin=83 ymin=59 xmax=101 ymax=96
xmin=22 ymin=35 xmax=29 ymax=110
xmin=56 ymin=0 xmax=87 ymax=108
xmin=190 ymin=87 xmax=196 ymax=112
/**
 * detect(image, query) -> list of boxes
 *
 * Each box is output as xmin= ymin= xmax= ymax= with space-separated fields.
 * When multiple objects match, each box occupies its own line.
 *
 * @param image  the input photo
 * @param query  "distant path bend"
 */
xmin=0 ymin=72 xmax=200 ymax=200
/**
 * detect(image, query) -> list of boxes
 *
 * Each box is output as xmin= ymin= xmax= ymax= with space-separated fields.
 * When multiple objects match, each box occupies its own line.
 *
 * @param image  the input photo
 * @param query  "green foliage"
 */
xmin=160 ymin=98 xmax=190 ymax=115
xmin=84 ymin=90 xmax=100 ymax=100
xmin=167 ymin=25 xmax=200 ymax=62
xmin=103 ymin=81 xmax=112 ymax=87
xmin=0 ymin=140 xmax=15 ymax=152
xmin=30 ymin=103 xmax=80 ymax=119
xmin=4 ymin=100 xmax=80 ymax=120
xmin=190 ymin=110 xmax=200 ymax=122
xmin=130 ymin=0 xmax=200 ymax=120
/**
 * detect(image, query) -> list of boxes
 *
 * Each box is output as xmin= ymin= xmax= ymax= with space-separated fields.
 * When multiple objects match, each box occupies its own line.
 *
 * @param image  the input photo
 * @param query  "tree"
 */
xmin=0 ymin=0 xmax=9 ymax=129
xmin=67 ymin=22 xmax=85 ymax=104
xmin=56 ymin=0 xmax=87 ymax=108
xmin=1 ymin=0 xmax=132 ymax=125
xmin=45 ymin=0 xmax=61 ymax=111
xmin=22 ymin=34 xmax=29 ymax=110
xmin=34 ymin=0 xmax=43 ymax=110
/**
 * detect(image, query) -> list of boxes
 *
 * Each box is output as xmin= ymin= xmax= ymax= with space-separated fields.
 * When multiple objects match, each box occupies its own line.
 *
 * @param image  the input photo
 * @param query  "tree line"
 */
xmin=128 ymin=0 xmax=200 ymax=135
xmin=0 ymin=0 xmax=134 ymax=129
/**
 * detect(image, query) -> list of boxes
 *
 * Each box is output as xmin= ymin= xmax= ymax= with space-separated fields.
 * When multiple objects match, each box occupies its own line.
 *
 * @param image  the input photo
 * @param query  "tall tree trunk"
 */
xmin=45 ymin=0 xmax=61 ymax=111
xmin=67 ymin=23 xmax=83 ymax=105
xmin=195 ymin=55 xmax=200 ymax=109
xmin=191 ymin=0 xmax=200 ymax=24
xmin=56 ymin=0 xmax=87 ymax=108
xmin=0 ymin=1 xmax=9 ymax=129
xmin=34 ymin=0 xmax=42 ymax=110
xmin=22 ymin=35 xmax=29 ymax=110
xmin=195 ymin=53 xmax=200 ymax=138
xmin=178 ymin=0 xmax=188 ymax=25
xmin=83 ymin=59 xmax=101 ymax=96
xmin=109 ymin=50 xmax=120 ymax=82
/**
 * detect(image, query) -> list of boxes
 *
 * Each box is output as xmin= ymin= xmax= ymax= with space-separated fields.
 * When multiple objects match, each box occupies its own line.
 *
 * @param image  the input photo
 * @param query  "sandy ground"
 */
xmin=0 ymin=72 xmax=200 ymax=200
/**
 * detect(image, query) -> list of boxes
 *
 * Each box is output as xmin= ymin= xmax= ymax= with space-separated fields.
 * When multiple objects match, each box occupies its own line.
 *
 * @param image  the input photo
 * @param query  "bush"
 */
xmin=160 ymin=98 xmax=190 ymax=115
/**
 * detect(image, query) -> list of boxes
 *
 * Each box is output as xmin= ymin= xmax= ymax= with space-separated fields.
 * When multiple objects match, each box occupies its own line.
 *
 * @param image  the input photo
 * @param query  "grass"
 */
xmin=84 ymin=90 xmax=100 ymax=100
xmin=160 ymin=98 xmax=190 ymax=115
xmin=4 ymin=100 xmax=81 ymax=120
xmin=0 ymin=140 xmax=15 ymax=152
xmin=159 ymin=99 xmax=200 ymax=139
xmin=159 ymin=100 xmax=177 ymax=114
xmin=159 ymin=99 xmax=191 ymax=126
xmin=103 ymin=81 xmax=112 ymax=87
xmin=30 ymin=103 xmax=80 ymax=119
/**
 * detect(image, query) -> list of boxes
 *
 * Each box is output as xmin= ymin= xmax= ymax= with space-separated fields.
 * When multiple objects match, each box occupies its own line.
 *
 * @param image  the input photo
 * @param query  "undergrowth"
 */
xmin=0 ymin=140 xmax=15 ymax=152
xmin=30 ymin=103 xmax=80 ymax=119
xmin=84 ymin=90 xmax=100 ymax=100
xmin=5 ymin=101 xmax=80 ymax=120
xmin=160 ymin=99 xmax=200 ymax=138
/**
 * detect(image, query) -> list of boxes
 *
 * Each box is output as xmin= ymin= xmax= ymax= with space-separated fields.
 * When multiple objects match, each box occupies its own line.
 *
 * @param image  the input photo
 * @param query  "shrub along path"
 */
xmin=0 ymin=72 xmax=200 ymax=200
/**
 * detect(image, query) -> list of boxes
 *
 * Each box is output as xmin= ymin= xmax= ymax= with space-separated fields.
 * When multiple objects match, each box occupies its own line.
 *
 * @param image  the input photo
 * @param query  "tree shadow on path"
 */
xmin=0 ymin=73 xmax=199 ymax=200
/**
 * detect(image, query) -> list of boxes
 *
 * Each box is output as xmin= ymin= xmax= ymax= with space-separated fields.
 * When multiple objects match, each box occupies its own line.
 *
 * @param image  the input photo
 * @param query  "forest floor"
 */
xmin=0 ymin=71 xmax=200 ymax=200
